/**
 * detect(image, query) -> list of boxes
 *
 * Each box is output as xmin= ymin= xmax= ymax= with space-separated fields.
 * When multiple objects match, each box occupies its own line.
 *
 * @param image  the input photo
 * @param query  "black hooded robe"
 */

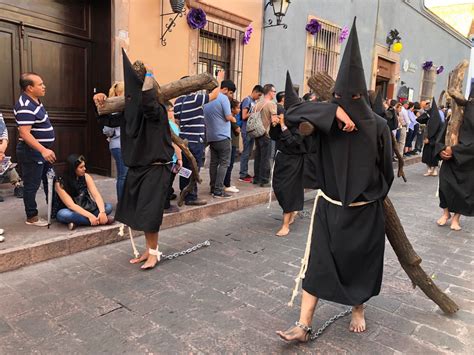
xmin=115 ymin=51 xmax=174 ymax=232
xmin=419 ymin=100 xmax=443 ymax=167
xmin=435 ymin=98 xmax=474 ymax=216
xmin=269 ymin=124 xmax=307 ymax=213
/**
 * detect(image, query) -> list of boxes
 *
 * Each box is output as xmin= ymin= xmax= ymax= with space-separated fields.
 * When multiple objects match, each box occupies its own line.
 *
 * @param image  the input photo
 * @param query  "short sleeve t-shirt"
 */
xmin=203 ymin=93 xmax=231 ymax=143
xmin=256 ymin=99 xmax=277 ymax=130
xmin=14 ymin=93 xmax=55 ymax=147
xmin=174 ymin=93 xmax=209 ymax=144
xmin=168 ymin=120 xmax=180 ymax=163
xmin=240 ymin=96 xmax=255 ymax=131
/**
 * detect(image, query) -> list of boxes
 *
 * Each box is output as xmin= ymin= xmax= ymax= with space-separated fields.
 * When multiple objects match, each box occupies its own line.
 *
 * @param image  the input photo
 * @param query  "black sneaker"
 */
xmin=14 ymin=186 xmax=24 ymax=199
xmin=213 ymin=192 xmax=232 ymax=199
xmin=0 ymin=195 xmax=4 ymax=202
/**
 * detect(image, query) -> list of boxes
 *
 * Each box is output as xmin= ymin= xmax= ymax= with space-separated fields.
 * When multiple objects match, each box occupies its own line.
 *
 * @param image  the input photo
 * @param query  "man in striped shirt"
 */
xmin=174 ymin=70 xmax=224 ymax=205
xmin=14 ymin=72 xmax=56 ymax=227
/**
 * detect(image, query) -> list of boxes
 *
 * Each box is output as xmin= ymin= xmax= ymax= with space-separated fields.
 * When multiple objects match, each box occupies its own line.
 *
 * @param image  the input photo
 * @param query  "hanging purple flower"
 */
xmin=338 ymin=26 xmax=349 ymax=43
xmin=243 ymin=24 xmax=253 ymax=45
xmin=187 ymin=8 xmax=207 ymax=30
xmin=422 ymin=61 xmax=433 ymax=71
xmin=436 ymin=66 xmax=444 ymax=75
xmin=305 ymin=19 xmax=322 ymax=35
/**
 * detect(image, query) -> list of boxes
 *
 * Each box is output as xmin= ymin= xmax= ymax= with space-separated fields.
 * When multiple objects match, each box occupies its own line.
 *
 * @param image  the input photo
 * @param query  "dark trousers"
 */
xmin=16 ymin=142 xmax=52 ymax=219
xmin=239 ymin=127 xmax=254 ymax=178
xmin=179 ymin=141 xmax=204 ymax=202
xmin=209 ymin=138 xmax=231 ymax=195
xmin=164 ymin=173 xmax=176 ymax=209
xmin=254 ymin=135 xmax=271 ymax=184
xmin=405 ymin=129 xmax=415 ymax=149
xmin=224 ymin=145 xmax=237 ymax=188
xmin=415 ymin=125 xmax=423 ymax=151
xmin=110 ymin=148 xmax=128 ymax=203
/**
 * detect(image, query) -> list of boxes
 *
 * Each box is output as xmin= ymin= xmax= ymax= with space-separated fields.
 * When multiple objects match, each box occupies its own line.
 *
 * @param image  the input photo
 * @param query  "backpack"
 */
xmin=246 ymin=101 xmax=269 ymax=139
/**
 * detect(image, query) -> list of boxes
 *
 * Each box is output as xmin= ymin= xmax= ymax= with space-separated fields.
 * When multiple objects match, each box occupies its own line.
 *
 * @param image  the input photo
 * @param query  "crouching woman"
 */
xmin=55 ymin=154 xmax=113 ymax=230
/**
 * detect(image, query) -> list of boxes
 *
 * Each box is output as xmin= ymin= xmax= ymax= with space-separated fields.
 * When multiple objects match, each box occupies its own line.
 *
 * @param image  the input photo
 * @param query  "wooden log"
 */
xmin=391 ymin=133 xmax=407 ymax=182
xmin=307 ymin=72 xmax=335 ymax=102
xmin=445 ymin=60 xmax=469 ymax=147
xmin=97 ymin=73 xmax=218 ymax=115
xmin=383 ymin=197 xmax=459 ymax=314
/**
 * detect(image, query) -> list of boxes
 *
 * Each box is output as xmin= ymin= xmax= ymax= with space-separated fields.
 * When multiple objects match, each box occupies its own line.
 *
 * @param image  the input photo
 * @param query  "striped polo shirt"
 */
xmin=174 ymin=93 xmax=209 ymax=144
xmin=14 ymin=93 xmax=55 ymax=146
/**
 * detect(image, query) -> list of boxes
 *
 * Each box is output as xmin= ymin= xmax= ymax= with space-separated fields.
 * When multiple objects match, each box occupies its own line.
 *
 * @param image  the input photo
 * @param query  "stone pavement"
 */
xmin=0 ymin=163 xmax=472 ymax=354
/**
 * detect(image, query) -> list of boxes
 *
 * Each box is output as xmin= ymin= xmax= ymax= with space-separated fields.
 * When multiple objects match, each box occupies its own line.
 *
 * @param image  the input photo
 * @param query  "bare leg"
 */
xmin=276 ymin=290 xmax=318 ymax=342
xmin=437 ymin=208 xmax=451 ymax=226
xmin=289 ymin=211 xmax=298 ymax=225
xmin=423 ymin=166 xmax=433 ymax=176
xmin=141 ymin=231 xmax=159 ymax=269
xmin=431 ymin=166 xmax=438 ymax=176
xmin=450 ymin=213 xmax=462 ymax=231
xmin=276 ymin=212 xmax=292 ymax=237
xmin=349 ymin=305 xmax=366 ymax=333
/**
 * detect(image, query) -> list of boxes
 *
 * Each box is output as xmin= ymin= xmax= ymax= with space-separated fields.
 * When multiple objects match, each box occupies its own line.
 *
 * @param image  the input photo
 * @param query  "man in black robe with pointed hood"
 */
xmin=115 ymin=50 xmax=175 ymax=270
xmin=277 ymin=19 xmax=394 ymax=342
xmin=435 ymin=90 xmax=474 ymax=231
xmin=417 ymin=99 xmax=443 ymax=176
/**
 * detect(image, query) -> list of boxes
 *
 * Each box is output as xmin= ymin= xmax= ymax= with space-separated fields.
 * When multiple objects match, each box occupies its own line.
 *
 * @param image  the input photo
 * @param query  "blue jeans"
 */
xmin=110 ymin=148 xmax=128 ymax=202
xmin=16 ymin=142 xmax=52 ymax=219
xmin=224 ymin=145 xmax=237 ymax=187
xmin=239 ymin=126 xmax=254 ymax=178
xmin=56 ymin=203 xmax=113 ymax=226
xmin=180 ymin=141 xmax=204 ymax=202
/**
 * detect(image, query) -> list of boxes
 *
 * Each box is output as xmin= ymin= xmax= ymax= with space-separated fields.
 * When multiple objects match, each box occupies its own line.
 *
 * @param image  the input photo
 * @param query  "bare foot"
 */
xmin=276 ymin=226 xmax=290 ymax=237
xmin=349 ymin=305 xmax=366 ymax=333
xmin=289 ymin=212 xmax=298 ymax=225
xmin=141 ymin=254 xmax=159 ymax=270
xmin=437 ymin=214 xmax=451 ymax=226
xmin=450 ymin=222 xmax=462 ymax=231
xmin=276 ymin=326 xmax=311 ymax=343
xmin=130 ymin=252 xmax=148 ymax=264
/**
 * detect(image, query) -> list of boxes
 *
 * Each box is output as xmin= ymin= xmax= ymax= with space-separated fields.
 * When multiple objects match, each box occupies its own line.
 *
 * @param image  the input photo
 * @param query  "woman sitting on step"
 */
xmin=55 ymin=154 xmax=114 ymax=230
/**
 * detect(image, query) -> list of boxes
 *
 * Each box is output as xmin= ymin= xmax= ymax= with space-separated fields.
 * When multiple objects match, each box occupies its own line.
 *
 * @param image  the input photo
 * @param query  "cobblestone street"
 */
xmin=0 ymin=163 xmax=472 ymax=354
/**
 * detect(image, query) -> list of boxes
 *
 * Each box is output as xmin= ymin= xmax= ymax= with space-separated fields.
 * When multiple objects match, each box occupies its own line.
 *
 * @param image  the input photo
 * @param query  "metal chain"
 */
xmin=162 ymin=240 xmax=210 ymax=260
xmin=309 ymin=308 xmax=352 ymax=341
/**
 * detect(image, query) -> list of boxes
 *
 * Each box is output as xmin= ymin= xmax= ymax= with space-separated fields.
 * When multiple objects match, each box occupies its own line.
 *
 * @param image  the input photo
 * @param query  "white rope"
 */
xmin=436 ymin=161 xmax=442 ymax=198
xmin=118 ymin=223 xmax=140 ymax=258
xmin=288 ymin=190 xmax=375 ymax=307
xmin=267 ymin=150 xmax=280 ymax=209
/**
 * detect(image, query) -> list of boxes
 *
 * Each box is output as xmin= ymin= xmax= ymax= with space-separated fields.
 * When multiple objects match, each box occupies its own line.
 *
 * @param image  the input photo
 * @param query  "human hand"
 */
xmin=216 ymin=70 xmax=225 ymax=82
xmin=440 ymin=146 xmax=452 ymax=160
xmin=88 ymin=214 xmax=100 ymax=226
xmin=423 ymin=138 xmax=429 ymax=144
xmin=41 ymin=148 xmax=56 ymax=163
xmin=235 ymin=127 xmax=241 ymax=135
xmin=335 ymin=107 xmax=357 ymax=132
xmin=0 ymin=151 xmax=5 ymax=162
xmin=271 ymin=115 xmax=280 ymax=126
xmin=98 ymin=211 xmax=108 ymax=225
xmin=93 ymin=93 xmax=107 ymax=107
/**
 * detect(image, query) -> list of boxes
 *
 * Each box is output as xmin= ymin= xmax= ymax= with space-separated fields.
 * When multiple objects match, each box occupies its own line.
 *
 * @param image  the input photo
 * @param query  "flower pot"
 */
xmin=170 ymin=0 xmax=185 ymax=13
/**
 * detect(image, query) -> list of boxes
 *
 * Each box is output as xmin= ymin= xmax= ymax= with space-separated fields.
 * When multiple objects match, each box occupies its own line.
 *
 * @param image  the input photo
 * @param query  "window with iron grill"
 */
xmin=307 ymin=19 xmax=342 ymax=80
xmin=198 ymin=21 xmax=244 ymax=100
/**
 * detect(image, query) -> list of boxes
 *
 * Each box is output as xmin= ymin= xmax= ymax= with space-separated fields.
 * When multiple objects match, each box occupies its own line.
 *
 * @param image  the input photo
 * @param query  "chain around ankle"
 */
xmin=295 ymin=321 xmax=312 ymax=333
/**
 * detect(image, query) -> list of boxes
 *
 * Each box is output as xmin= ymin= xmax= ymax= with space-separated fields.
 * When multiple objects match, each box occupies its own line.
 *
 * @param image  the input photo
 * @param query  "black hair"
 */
xmin=230 ymin=99 xmax=240 ymax=110
xmin=59 ymin=154 xmax=86 ymax=197
xmin=19 ymin=72 xmax=40 ymax=91
xmin=263 ymin=84 xmax=275 ymax=95
xmin=407 ymin=102 xmax=415 ymax=109
xmin=221 ymin=80 xmax=236 ymax=93
xmin=303 ymin=92 xmax=316 ymax=101
xmin=276 ymin=91 xmax=285 ymax=103
xmin=390 ymin=99 xmax=397 ymax=107
xmin=252 ymin=85 xmax=264 ymax=94
xmin=413 ymin=102 xmax=421 ymax=110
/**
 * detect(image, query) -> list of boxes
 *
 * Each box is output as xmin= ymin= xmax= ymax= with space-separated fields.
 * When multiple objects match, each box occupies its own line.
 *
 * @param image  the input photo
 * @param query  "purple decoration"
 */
xmin=422 ymin=61 xmax=433 ymax=71
xmin=436 ymin=66 xmax=444 ymax=75
xmin=338 ymin=26 xmax=349 ymax=43
xmin=243 ymin=24 xmax=253 ymax=45
xmin=187 ymin=8 xmax=207 ymax=30
xmin=305 ymin=19 xmax=322 ymax=35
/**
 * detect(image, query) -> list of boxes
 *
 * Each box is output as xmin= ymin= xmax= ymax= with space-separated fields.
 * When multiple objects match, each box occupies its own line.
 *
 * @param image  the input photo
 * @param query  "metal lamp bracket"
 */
xmin=160 ymin=0 xmax=187 ymax=46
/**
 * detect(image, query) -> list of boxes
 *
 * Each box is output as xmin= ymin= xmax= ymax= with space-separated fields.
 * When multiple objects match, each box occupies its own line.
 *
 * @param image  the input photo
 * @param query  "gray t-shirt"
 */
xmin=203 ymin=93 xmax=231 ymax=142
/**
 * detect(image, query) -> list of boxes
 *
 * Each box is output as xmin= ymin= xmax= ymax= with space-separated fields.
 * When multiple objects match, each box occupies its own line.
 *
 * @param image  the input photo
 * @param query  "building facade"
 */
xmin=260 ymin=0 xmax=472 ymax=102
xmin=0 ymin=0 xmax=263 ymax=175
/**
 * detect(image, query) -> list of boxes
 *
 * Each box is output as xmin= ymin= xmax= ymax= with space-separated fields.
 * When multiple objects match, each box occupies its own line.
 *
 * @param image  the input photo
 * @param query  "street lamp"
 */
xmin=264 ymin=0 xmax=291 ymax=29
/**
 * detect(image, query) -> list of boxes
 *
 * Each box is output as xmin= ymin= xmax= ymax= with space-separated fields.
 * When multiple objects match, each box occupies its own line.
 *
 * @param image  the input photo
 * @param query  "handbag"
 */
xmin=73 ymin=191 xmax=98 ymax=214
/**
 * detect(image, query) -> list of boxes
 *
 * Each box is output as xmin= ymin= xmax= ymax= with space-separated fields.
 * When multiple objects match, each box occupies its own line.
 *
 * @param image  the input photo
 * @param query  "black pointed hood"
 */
xmin=426 ymin=98 xmax=442 ymax=140
xmin=122 ymin=48 xmax=143 ymax=138
xmin=333 ymin=18 xmax=367 ymax=98
xmin=284 ymin=71 xmax=301 ymax=110
xmin=372 ymin=90 xmax=385 ymax=117
xmin=331 ymin=18 xmax=373 ymax=122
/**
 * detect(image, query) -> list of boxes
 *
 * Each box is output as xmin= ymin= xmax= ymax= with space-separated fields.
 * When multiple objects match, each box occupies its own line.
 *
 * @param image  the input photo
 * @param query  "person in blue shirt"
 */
xmin=164 ymin=101 xmax=182 ymax=213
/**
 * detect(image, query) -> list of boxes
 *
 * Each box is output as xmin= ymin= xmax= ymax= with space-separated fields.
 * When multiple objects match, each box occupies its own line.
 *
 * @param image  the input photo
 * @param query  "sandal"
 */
xmin=276 ymin=321 xmax=312 ymax=343
xmin=141 ymin=247 xmax=162 ymax=270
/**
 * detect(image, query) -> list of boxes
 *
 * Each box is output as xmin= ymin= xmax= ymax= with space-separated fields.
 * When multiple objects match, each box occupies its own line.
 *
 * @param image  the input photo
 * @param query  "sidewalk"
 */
xmin=0 ymin=156 xmax=421 ymax=272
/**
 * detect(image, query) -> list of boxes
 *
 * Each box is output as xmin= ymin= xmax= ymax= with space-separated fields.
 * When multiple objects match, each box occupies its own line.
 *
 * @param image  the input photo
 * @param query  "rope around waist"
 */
xmin=288 ymin=189 xmax=375 ymax=306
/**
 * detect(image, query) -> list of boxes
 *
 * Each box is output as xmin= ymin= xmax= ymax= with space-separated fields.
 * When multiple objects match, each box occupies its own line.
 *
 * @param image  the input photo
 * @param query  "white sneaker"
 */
xmin=0 ymin=228 xmax=4 ymax=235
xmin=0 ymin=235 xmax=4 ymax=242
xmin=25 ymin=217 xmax=48 ymax=227
xmin=224 ymin=186 xmax=240 ymax=193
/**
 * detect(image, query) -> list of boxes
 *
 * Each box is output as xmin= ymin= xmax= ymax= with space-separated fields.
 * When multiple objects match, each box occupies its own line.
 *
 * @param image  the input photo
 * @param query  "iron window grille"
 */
xmin=197 ymin=21 xmax=244 ymax=100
